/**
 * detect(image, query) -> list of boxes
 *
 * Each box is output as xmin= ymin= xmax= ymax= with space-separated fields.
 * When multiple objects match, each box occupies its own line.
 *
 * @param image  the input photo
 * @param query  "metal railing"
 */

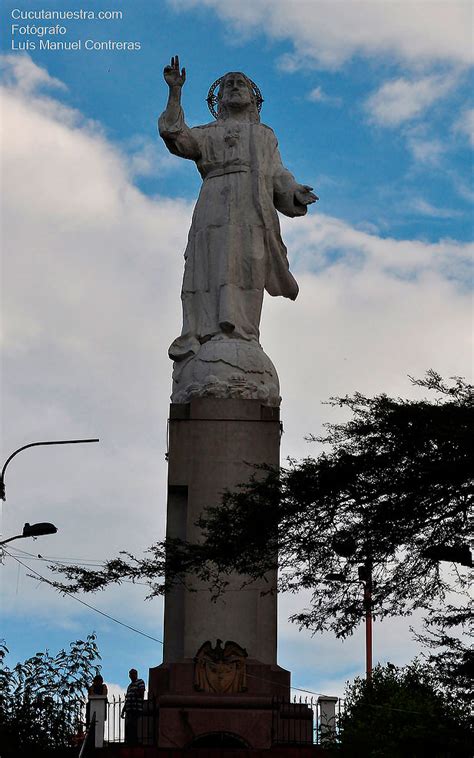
xmin=103 ymin=694 xmax=343 ymax=747
xmin=105 ymin=696 xmax=158 ymax=746
xmin=271 ymin=695 xmax=344 ymax=745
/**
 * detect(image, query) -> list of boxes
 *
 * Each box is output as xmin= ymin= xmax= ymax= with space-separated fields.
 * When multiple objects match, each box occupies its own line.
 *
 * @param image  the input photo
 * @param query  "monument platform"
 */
xmin=150 ymin=397 xmax=313 ymax=747
xmin=149 ymin=657 xmax=304 ymax=748
xmin=101 ymin=746 xmax=331 ymax=757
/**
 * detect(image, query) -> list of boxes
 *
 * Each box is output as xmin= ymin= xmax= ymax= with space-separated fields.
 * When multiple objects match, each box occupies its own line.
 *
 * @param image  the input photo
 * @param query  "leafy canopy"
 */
xmin=337 ymin=661 xmax=472 ymax=757
xmin=0 ymin=634 xmax=101 ymax=757
xmin=47 ymin=371 xmax=472 ymax=642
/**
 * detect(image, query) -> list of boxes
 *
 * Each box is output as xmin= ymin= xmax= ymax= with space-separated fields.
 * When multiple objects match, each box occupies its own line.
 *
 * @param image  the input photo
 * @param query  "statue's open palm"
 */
xmin=164 ymin=55 xmax=186 ymax=88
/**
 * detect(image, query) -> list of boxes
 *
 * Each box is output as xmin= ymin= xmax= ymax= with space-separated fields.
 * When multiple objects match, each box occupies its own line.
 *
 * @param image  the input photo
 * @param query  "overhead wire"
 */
xmin=2 ymin=549 xmax=338 ymax=699
xmin=5 ymin=550 xmax=434 ymax=710
xmin=7 ymin=545 xmax=108 ymax=566
xmin=3 ymin=550 xmax=164 ymax=644
xmin=5 ymin=548 xmax=151 ymax=585
xmin=6 ymin=548 xmax=264 ymax=590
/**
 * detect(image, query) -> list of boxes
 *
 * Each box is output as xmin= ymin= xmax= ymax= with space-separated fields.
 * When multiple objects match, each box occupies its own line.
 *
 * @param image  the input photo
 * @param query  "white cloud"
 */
xmin=124 ymin=134 xmax=185 ymax=178
xmin=0 ymin=53 xmax=67 ymax=93
xmin=411 ymin=198 xmax=462 ymax=218
xmin=262 ymin=216 xmax=472 ymax=460
xmin=171 ymin=0 xmax=473 ymax=69
xmin=280 ymin=212 xmax=472 ymax=284
xmin=453 ymin=107 xmax=474 ymax=145
xmin=308 ymin=86 xmax=325 ymax=102
xmin=1 ymin=56 xmax=189 ymax=629
xmin=105 ymin=681 xmax=128 ymax=701
xmin=406 ymin=133 xmax=446 ymax=166
xmin=365 ymin=74 xmax=457 ymax=127
xmin=307 ymin=85 xmax=341 ymax=106
xmin=2 ymin=55 xmax=472 ymax=695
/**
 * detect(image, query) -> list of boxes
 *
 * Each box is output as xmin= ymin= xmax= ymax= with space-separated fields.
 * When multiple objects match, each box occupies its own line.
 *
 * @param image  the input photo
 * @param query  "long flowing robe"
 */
xmin=159 ymin=107 xmax=307 ymax=361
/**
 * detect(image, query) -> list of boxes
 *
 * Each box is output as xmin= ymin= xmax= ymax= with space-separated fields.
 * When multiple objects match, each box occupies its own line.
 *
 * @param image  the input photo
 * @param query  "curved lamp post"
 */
xmin=1 ymin=438 xmax=99 ymax=501
xmin=0 ymin=521 xmax=58 ymax=546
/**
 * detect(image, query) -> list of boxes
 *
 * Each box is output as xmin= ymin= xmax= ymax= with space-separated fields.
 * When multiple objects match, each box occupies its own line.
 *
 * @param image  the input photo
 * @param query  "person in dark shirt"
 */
xmin=88 ymin=674 xmax=108 ymax=697
xmin=121 ymin=668 xmax=145 ymax=745
xmin=85 ymin=674 xmax=108 ymax=728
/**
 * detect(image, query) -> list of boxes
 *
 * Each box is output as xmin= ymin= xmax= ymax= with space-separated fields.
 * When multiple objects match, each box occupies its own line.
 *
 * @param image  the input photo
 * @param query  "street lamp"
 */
xmin=1 ymin=438 xmax=99 ymax=500
xmin=0 ymin=521 xmax=58 ymax=546
xmin=325 ymin=565 xmax=373 ymax=682
xmin=327 ymin=529 xmax=373 ymax=682
xmin=327 ymin=537 xmax=473 ymax=683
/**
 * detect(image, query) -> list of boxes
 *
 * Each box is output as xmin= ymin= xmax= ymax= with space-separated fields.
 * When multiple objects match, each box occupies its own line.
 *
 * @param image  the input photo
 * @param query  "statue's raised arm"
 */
xmin=159 ymin=56 xmax=200 ymax=161
xmin=162 ymin=55 xmax=185 ymax=120
xmin=158 ymin=64 xmax=318 ymax=405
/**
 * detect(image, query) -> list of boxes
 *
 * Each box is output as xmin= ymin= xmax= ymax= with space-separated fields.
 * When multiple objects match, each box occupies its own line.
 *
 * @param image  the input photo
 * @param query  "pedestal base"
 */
xmin=154 ymin=397 xmax=312 ymax=747
xmin=149 ymin=659 xmax=312 ymax=748
xmin=171 ymin=338 xmax=281 ymax=406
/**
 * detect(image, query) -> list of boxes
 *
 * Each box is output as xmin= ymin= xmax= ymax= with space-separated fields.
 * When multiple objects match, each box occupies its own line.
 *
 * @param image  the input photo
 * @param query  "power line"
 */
xmin=4 ymin=550 xmax=337 ymax=698
xmin=7 ymin=548 xmax=269 ymax=591
xmin=3 ymin=550 xmax=164 ymax=645
xmin=8 ymin=545 xmax=107 ymax=565
xmin=6 ymin=549 xmax=150 ymax=585
xmin=12 ymin=555 xmax=106 ymax=568
xmin=2 ymin=552 xmax=349 ymax=701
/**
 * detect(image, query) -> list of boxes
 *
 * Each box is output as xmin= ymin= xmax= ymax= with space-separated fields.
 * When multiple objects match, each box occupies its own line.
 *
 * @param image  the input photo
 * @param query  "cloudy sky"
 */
xmin=1 ymin=0 xmax=472 ymax=701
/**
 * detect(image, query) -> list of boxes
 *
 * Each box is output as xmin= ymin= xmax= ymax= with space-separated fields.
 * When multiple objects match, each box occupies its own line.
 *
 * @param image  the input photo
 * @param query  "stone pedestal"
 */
xmin=149 ymin=397 xmax=310 ymax=747
xmin=318 ymin=696 xmax=339 ymax=744
xmin=163 ymin=397 xmax=280 ymax=664
xmin=87 ymin=695 xmax=107 ymax=748
xmin=149 ymin=659 xmax=291 ymax=748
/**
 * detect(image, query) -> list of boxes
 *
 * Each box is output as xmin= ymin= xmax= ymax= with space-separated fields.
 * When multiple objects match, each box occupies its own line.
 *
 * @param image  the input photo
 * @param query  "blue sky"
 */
xmin=1 ymin=0 xmax=472 ymax=700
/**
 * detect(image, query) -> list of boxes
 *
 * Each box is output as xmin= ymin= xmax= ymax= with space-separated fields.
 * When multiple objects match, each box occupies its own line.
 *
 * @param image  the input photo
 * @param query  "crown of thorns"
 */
xmin=206 ymin=75 xmax=264 ymax=119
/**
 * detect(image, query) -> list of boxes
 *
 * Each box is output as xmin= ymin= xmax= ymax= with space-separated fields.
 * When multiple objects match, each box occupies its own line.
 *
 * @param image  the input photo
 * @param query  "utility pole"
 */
xmin=359 ymin=561 xmax=373 ymax=681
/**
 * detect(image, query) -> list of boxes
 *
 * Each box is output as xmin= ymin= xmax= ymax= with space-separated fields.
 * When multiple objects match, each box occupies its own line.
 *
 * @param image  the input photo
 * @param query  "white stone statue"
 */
xmin=159 ymin=56 xmax=317 ymax=405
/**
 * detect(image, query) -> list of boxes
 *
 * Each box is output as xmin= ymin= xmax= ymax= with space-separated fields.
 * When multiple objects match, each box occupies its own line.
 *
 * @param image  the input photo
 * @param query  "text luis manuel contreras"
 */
xmin=10 ymin=8 xmax=141 ymax=52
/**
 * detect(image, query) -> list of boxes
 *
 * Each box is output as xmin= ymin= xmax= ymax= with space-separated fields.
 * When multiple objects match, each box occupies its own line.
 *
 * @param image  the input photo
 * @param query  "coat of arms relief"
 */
xmin=194 ymin=639 xmax=248 ymax=694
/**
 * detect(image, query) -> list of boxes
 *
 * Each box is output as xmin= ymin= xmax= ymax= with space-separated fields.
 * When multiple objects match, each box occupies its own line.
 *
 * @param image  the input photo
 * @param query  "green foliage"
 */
xmin=46 ymin=372 xmax=472 ymax=693
xmin=412 ymin=604 xmax=473 ymax=705
xmin=338 ymin=661 xmax=472 ymax=757
xmin=0 ymin=634 xmax=101 ymax=758
xmin=178 ymin=371 xmax=472 ymax=637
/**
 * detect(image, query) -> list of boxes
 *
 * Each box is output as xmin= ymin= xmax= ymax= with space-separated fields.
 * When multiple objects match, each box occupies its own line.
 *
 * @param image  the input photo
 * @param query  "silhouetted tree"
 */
xmin=0 ymin=634 xmax=101 ymax=758
xmin=412 ymin=604 xmax=473 ymax=705
xmin=337 ymin=661 xmax=472 ymax=757
xmin=47 ymin=371 xmax=472 ymax=689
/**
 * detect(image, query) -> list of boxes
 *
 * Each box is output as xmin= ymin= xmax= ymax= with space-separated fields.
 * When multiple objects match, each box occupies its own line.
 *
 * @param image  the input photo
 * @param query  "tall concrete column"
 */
xmin=148 ymin=397 xmax=299 ymax=749
xmin=163 ymin=397 xmax=280 ymax=665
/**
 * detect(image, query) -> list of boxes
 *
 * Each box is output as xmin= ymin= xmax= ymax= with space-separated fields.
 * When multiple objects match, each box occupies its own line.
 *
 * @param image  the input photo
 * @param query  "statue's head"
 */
xmin=207 ymin=72 xmax=262 ymax=122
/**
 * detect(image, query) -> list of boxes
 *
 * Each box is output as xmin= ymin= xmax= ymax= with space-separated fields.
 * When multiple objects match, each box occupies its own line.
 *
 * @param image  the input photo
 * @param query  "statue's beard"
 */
xmin=217 ymin=99 xmax=258 ymax=122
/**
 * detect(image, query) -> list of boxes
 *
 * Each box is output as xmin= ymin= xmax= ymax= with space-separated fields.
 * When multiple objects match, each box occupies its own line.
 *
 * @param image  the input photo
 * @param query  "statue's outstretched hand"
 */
xmin=164 ymin=55 xmax=186 ymax=88
xmin=295 ymin=184 xmax=318 ymax=206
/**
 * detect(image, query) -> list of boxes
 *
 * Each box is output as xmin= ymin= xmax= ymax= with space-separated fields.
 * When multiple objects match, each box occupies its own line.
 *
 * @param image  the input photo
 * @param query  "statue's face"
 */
xmin=220 ymin=73 xmax=252 ymax=110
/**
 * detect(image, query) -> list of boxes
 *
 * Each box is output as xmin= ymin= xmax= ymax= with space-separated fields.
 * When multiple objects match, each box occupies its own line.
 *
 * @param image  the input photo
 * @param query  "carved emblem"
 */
xmin=194 ymin=639 xmax=248 ymax=694
xmin=224 ymin=128 xmax=241 ymax=148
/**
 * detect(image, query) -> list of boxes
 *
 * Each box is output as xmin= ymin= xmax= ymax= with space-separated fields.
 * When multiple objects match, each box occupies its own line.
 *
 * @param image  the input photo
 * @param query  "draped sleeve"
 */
xmin=158 ymin=105 xmax=202 ymax=161
xmin=271 ymin=138 xmax=307 ymax=218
